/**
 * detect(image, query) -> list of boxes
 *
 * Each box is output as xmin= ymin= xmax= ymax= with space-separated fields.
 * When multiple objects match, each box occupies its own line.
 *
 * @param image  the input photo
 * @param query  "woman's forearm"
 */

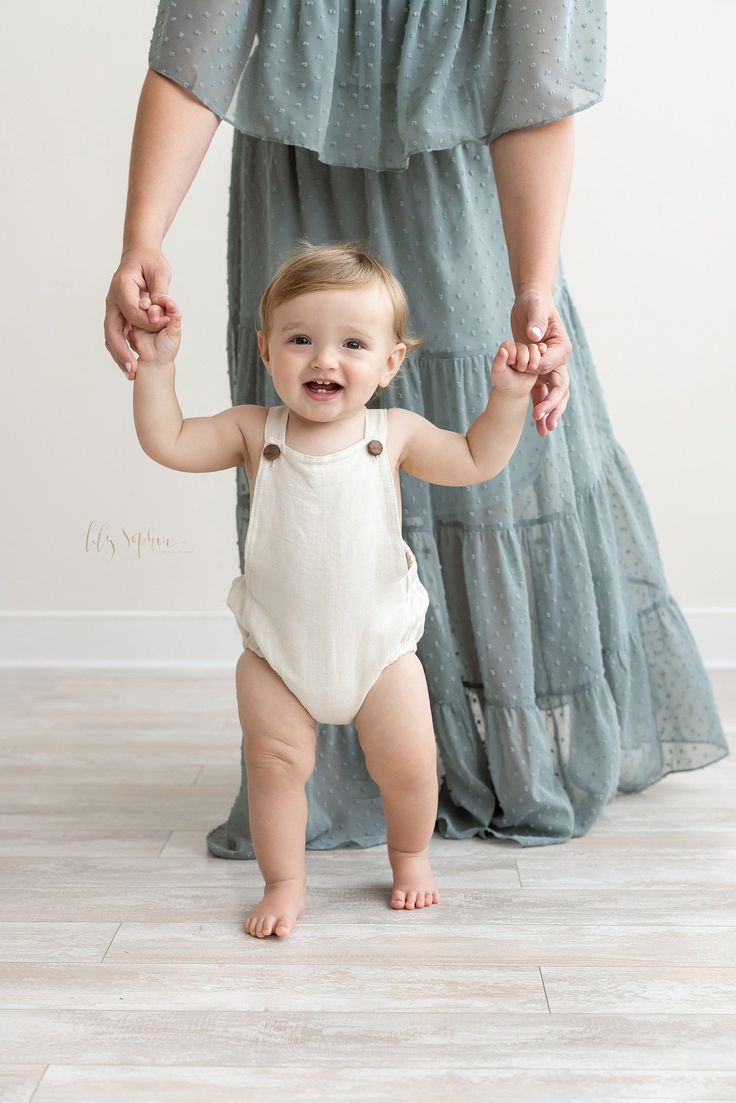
xmin=123 ymin=69 xmax=221 ymax=254
xmin=489 ymin=117 xmax=575 ymax=297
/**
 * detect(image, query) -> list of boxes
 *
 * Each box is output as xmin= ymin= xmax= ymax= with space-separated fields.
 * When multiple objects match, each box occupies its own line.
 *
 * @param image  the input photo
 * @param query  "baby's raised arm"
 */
xmin=135 ymin=396 xmax=247 ymax=473
xmin=397 ymin=343 xmax=540 ymax=486
xmin=131 ymin=299 xmax=248 ymax=473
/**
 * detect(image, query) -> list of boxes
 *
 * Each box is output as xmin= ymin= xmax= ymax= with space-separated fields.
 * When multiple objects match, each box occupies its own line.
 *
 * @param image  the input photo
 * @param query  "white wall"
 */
xmin=1 ymin=1 xmax=734 ymax=665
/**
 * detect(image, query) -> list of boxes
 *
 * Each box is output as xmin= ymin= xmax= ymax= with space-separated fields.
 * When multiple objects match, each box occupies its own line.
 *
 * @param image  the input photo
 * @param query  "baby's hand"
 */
xmin=491 ymin=339 xmax=548 ymax=400
xmin=124 ymin=297 xmax=181 ymax=376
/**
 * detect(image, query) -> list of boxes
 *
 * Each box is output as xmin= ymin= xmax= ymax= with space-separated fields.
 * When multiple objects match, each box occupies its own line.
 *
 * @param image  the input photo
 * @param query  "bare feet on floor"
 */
xmin=387 ymin=845 xmax=440 ymax=910
xmin=244 ymin=877 xmax=306 ymax=938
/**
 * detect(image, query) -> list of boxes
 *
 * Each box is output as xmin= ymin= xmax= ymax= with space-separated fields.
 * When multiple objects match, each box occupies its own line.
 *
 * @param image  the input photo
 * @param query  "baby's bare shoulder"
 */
xmin=387 ymin=406 xmax=428 ymax=468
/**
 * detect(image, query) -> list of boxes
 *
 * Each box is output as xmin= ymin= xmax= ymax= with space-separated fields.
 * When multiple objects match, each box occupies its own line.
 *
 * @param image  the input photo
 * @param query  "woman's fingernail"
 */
xmin=530 ymin=326 xmax=543 ymax=339
xmin=124 ymin=362 xmax=131 ymax=370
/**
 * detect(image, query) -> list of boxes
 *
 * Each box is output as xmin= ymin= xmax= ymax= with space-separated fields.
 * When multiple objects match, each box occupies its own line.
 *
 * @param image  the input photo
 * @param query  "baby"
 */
xmin=128 ymin=242 xmax=544 ymax=940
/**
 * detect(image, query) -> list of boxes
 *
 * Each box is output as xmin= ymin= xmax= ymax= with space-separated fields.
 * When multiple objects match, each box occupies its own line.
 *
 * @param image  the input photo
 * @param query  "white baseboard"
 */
xmin=0 ymin=608 xmax=733 ymax=669
xmin=0 ymin=612 xmax=240 ymax=669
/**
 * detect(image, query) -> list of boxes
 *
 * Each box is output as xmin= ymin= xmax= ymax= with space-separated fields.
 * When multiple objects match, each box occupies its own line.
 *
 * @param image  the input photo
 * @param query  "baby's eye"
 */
xmin=288 ymin=336 xmax=364 ymax=349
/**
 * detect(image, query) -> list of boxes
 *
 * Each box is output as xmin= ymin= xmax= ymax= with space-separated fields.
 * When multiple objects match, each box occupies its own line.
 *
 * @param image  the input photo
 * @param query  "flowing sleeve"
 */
xmin=484 ymin=0 xmax=607 ymax=141
xmin=147 ymin=0 xmax=607 ymax=171
xmin=147 ymin=0 xmax=259 ymax=122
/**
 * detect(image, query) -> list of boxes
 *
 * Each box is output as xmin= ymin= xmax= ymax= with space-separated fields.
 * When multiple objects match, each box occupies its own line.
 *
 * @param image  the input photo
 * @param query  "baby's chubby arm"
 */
xmin=397 ymin=341 xmax=542 ymax=486
xmin=130 ymin=298 xmax=248 ymax=473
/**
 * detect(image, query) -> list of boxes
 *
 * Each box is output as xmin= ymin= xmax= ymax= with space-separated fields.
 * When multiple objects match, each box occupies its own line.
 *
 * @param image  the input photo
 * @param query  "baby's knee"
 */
xmin=244 ymin=727 xmax=316 ymax=785
xmin=362 ymin=735 xmax=437 ymax=791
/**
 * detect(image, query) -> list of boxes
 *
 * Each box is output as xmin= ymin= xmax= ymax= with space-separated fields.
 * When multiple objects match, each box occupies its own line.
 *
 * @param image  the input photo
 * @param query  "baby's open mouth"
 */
xmin=304 ymin=380 xmax=343 ymax=394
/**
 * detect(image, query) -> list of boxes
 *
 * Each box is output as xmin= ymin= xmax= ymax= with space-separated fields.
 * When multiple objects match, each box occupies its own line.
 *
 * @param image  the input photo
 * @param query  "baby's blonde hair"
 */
xmin=258 ymin=241 xmax=425 ymax=376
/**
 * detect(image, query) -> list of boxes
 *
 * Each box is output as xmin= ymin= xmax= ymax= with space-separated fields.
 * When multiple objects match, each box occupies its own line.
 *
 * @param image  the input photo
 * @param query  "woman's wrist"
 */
xmin=121 ymin=231 xmax=165 ymax=259
xmin=122 ymin=189 xmax=168 ymax=257
xmin=516 ymin=280 xmax=555 ymax=300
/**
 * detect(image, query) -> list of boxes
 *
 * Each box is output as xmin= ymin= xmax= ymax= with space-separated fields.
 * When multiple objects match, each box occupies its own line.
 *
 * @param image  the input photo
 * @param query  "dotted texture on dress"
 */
xmin=147 ymin=0 xmax=607 ymax=170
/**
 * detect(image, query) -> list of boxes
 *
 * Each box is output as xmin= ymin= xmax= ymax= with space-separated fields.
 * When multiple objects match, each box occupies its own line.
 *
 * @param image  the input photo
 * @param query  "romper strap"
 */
xmin=264 ymin=404 xmax=288 ymax=447
xmin=364 ymin=405 xmax=388 ymax=446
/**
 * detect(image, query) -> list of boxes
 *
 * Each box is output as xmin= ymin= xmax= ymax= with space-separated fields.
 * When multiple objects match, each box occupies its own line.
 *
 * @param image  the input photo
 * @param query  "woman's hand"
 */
xmin=510 ymin=287 xmax=572 ymax=437
xmin=104 ymin=246 xmax=172 ymax=380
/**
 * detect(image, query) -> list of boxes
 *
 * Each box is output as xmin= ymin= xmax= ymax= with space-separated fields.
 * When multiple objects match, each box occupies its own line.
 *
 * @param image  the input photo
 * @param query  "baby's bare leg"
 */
xmin=354 ymin=652 xmax=440 ymax=910
xmin=236 ymin=648 xmax=317 ymax=938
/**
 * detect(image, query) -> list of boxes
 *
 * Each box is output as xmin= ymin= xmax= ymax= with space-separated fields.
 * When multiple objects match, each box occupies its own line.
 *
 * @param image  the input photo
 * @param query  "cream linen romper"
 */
xmin=226 ymin=403 xmax=430 ymax=725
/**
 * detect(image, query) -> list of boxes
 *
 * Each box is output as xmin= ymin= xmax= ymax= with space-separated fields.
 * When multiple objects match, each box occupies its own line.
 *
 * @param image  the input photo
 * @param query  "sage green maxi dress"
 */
xmin=148 ymin=0 xmax=728 ymax=853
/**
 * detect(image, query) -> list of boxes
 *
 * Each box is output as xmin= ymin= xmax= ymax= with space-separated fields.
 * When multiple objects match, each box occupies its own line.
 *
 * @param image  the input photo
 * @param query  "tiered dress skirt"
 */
xmin=147 ymin=0 xmax=729 ymax=852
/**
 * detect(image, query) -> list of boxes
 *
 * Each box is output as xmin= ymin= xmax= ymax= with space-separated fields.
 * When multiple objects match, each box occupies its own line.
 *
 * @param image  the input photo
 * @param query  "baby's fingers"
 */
xmin=140 ymin=292 xmax=173 ymax=323
xmin=513 ymin=343 xmax=531 ymax=372
xmin=160 ymin=298 xmax=181 ymax=328
xmin=527 ymin=340 xmax=545 ymax=372
xmin=498 ymin=340 xmax=517 ymax=366
xmin=147 ymin=297 xmax=179 ymax=326
xmin=518 ymin=341 xmax=549 ymax=373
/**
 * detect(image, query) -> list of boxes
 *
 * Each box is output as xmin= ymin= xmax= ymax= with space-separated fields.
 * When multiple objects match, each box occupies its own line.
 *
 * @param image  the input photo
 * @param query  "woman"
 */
xmin=105 ymin=1 xmax=728 ymax=853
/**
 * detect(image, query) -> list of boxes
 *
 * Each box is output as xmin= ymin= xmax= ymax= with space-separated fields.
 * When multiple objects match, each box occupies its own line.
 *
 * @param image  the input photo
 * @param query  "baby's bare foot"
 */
xmin=244 ymin=877 xmax=306 ymax=938
xmin=387 ymin=846 xmax=440 ymax=910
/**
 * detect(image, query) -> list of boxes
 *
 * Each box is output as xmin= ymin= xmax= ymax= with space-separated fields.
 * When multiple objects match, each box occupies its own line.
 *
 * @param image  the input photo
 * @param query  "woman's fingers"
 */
xmin=509 ymin=293 xmax=572 ymax=430
xmin=532 ymin=368 xmax=568 ymax=422
xmin=103 ymin=298 xmax=167 ymax=381
xmin=530 ymin=377 xmax=549 ymax=413
xmin=104 ymin=281 xmax=162 ymax=376
xmin=536 ymin=316 xmax=572 ymax=376
xmin=547 ymin=390 xmax=570 ymax=430
xmin=103 ymin=302 xmax=138 ymax=376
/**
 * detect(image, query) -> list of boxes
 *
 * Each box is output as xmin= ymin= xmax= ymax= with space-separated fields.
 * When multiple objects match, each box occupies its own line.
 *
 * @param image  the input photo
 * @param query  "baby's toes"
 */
xmin=391 ymin=889 xmax=406 ymax=909
xmin=405 ymin=891 xmax=417 ymax=910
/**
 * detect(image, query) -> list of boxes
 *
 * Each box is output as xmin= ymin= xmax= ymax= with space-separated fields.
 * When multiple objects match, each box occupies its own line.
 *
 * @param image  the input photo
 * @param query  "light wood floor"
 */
xmin=0 ymin=668 xmax=735 ymax=1103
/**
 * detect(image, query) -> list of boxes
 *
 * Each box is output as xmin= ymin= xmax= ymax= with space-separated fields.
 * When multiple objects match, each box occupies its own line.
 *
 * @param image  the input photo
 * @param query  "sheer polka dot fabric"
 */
xmin=148 ymin=0 xmax=607 ymax=169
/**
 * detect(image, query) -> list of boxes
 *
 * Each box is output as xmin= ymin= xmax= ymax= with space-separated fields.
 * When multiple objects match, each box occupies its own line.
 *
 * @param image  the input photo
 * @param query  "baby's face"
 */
xmin=257 ymin=284 xmax=406 ymax=419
